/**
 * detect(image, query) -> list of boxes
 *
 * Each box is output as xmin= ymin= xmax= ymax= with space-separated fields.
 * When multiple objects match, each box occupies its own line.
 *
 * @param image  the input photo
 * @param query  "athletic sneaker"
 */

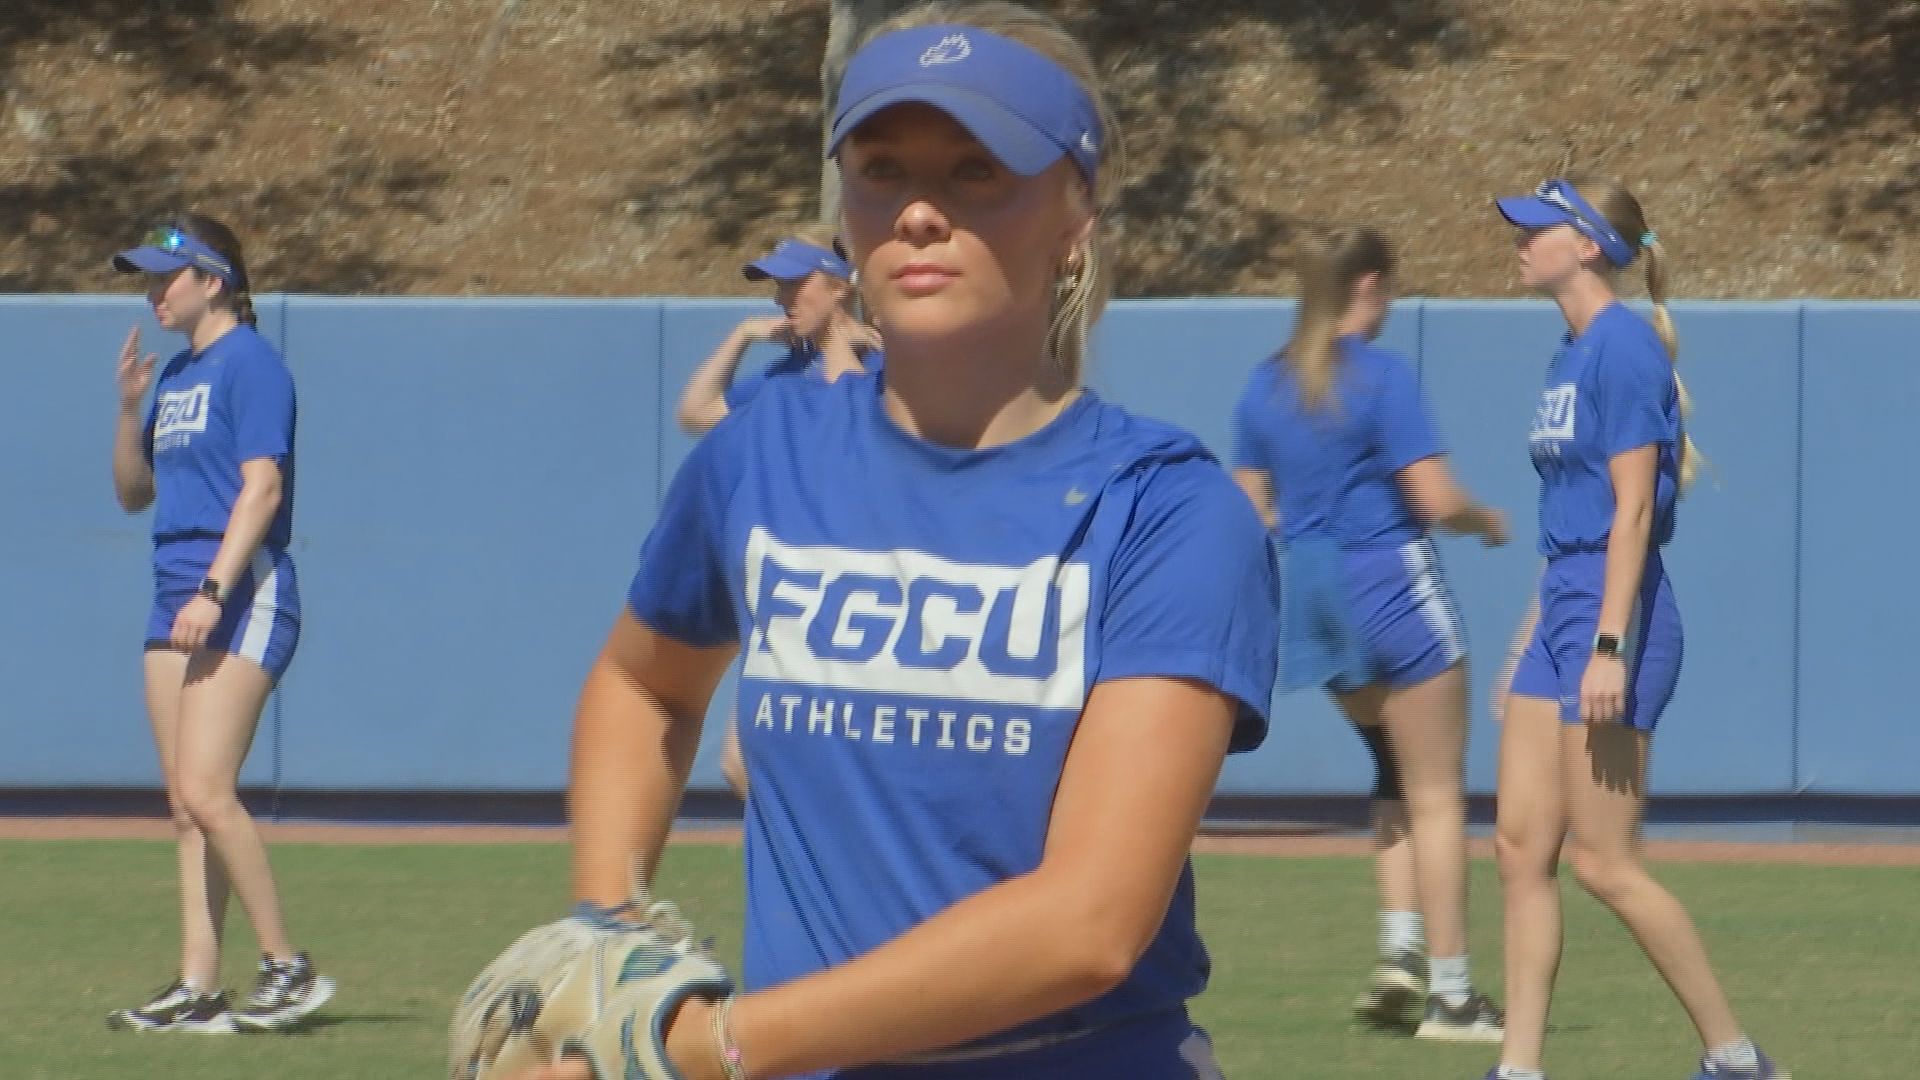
xmin=1692 ymin=1049 xmax=1791 ymax=1079
xmin=107 ymin=981 xmax=237 ymax=1032
xmin=1352 ymin=951 xmax=1426 ymax=1030
xmin=233 ymin=952 xmax=335 ymax=1030
xmin=1415 ymin=990 xmax=1505 ymax=1042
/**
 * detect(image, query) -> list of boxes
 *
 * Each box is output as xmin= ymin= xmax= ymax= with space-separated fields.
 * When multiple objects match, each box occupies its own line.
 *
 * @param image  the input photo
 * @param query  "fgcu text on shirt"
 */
xmin=723 ymin=343 xmax=885 ymax=411
xmin=144 ymin=324 xmax=297 ymax=548
xmin=627 ymin=373 xmax=1278 ymax=1059
xmin=1528 ymin=302 xmax=1680 ymax=556
xmin=1230 ymin=336 xmax=1442 ymax=545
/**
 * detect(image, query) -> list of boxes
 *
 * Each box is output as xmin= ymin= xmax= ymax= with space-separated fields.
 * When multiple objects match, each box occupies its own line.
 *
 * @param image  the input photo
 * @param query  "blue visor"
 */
xmin=744 ymin=239 xmax=853 ymax=283
xmin=1496 ymin=180 xmax=1637 ymax=268
xmin=112 ymin=227 xmax=242 ymax=287
xmin=828 ymin=25 xmax=1101 ymax=187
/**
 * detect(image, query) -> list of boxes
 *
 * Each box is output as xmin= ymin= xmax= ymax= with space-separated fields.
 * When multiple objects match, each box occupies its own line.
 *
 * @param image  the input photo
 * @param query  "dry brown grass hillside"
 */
xmin=2 ymin=0 xmax=1915 ymax=298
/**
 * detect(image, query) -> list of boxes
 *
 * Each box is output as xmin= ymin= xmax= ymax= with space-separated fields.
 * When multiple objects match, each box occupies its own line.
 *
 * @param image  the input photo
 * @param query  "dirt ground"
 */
xmin=3 ymin=1 xmax=1917 ymax=298
xmin=4 ymin=815 xmax=1917 ymax=867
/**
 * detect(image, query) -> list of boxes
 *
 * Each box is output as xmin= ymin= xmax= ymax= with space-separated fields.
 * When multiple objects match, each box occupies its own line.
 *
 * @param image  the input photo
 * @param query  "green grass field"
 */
xmin=0 ymin=839 xmax=1910 ymax=1078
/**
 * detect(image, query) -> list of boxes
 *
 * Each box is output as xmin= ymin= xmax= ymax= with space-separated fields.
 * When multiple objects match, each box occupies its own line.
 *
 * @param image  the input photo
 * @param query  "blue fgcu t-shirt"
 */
xmin=627 ymin=374 xmax=1278 ymax=1062
xmin=1230 ymin=336 xmax=1443 ymax=546
xmin=144 ymin=324 xmax=297 ymax=548
xmin=1528 ymin=302 xmax=1681 ymax=556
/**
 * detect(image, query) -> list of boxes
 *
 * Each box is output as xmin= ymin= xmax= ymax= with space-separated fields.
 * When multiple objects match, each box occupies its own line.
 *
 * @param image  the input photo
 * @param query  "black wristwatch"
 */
xmin=198 ymin=577 xmax=228 ymax=605
xmin=1593 ymin=633 xmax=1622 ymax=659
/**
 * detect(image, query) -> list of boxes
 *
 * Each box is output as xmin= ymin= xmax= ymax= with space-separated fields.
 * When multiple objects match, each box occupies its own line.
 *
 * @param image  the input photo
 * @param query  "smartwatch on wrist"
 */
xmin=1593 ymin=632 xmax=1622 ymax=660
xmin=198 ymin=577 xmax=228 ymax=605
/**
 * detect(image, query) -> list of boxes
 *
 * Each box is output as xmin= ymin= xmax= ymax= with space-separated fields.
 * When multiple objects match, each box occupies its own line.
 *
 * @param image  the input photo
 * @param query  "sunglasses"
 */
xmin=141 ymin=226 xmax=237 ymax=280
xmin=1529 ymin=181 xmax=1630 ymax=254
xmin=1532 ymin=184 xmax=1599 ymax=235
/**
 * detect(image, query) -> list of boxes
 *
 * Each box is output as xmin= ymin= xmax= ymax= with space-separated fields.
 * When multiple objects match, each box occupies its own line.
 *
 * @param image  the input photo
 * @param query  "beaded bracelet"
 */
xmin=710 ymin=994 xmax=746 ymax=1080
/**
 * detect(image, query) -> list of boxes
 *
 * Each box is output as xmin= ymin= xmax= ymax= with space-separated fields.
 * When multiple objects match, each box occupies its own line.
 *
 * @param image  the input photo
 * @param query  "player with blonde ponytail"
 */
xmin=1485 ymin=178 xmax=1785 ymax=1080
xmin=1634 ymin=227 xmax=1707 ymax=490
xmin=1231 ymin=226 xmax=1508 ymax=1043
xmin=676 ymin=227 xmax=883 ymax=439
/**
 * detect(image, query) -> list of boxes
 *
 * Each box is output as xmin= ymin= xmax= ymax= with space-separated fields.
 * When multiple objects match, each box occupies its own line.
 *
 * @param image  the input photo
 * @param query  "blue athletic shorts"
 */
xmin=1281 ymin=535 xmax=1467 ymax=692
xmin=145 ymin=537 xmax=301 ymax=680
xmin=1510 ymin=550 xmax=1682 ymax=730
xmin=1339 ymin=537 xmax=1467 ymax=690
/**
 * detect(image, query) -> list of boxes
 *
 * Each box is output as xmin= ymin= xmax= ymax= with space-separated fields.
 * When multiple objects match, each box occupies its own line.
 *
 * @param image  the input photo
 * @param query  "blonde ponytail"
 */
xmin=1281 ymin=227 xmax=1395 ymax=411
xmin=1639 ymin=237 xmax=1703 ymax=490
xmin=1572 ymin=175 xmax=1705 ymax=493
xmin=1286 ymin=248 xmax=1342 ymax=411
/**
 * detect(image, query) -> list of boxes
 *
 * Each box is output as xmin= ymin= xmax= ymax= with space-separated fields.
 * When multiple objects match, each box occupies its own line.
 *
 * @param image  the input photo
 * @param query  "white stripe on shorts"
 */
xmin=235 ymin=550 xmax=279 ymax=665
xmin=1402 ymin=538 xmax=1466 ymax=665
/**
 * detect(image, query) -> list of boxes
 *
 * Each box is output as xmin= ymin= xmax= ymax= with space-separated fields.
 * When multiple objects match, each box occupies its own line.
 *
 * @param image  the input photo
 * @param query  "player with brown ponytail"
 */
xmin=107 ymin=214 xmax=334 ymax=1034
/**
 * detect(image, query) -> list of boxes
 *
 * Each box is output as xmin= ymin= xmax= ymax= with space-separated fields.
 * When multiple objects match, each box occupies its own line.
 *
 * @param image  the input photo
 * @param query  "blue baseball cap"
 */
xmin=828 ymin=25 xmax=1102 ymax=187
xmin=112 ymin=225 xmax=244 ymax=288
xmin=1496 ymin=179 xmax=1637 ymax=268
xmin=743 ymin=238 xmax=853 ymax=283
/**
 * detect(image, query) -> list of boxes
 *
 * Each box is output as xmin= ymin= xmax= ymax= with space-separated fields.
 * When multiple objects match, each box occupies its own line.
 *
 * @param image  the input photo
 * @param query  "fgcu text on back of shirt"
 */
xmin=1528 ymin=302 xmax=1680 ymax=556
xmin=144 ymin=324 xmax=297 ymax=549
xmin=627 ymin=372 xmax=1278 ymax=1073
xmin=1230 ymin=336 xmax=1443 ymax=545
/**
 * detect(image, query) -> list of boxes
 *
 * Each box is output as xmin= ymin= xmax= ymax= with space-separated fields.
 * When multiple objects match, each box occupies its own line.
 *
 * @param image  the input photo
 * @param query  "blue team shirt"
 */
xmin=627 ymin=373 xmax=1277 ymax=1054
xmin=723 ymin=343 xmax=884 ymax=410
xmin=1529 ymin=303 xmax=1680 ymax=556
xmin=144 ymin=324 xmax=297 ymax=549
xmin=1230 ymin=337 xmax=1442 ymax=546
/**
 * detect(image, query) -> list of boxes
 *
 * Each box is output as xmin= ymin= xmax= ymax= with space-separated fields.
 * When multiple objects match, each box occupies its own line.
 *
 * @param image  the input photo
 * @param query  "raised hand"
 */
xmin=117 ymin=327 xmax=158 ymax=414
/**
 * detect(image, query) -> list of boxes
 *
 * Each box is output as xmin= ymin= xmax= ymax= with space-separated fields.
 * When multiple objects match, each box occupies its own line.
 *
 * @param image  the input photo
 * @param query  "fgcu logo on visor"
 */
xmin=829 ymin=24 xmax=1102 ymax=186
xmin=920 ymin=33 xmax=971 ymax=65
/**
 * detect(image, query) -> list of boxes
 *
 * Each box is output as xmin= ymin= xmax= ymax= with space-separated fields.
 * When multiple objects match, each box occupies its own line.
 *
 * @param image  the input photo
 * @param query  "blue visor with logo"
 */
xmin=828 ymin=25 xmax=1102 ymax=187
xmin=743 ymin=239 xmax=853 ymax=283
xmin=112 ymin=227 xmax=243 ymax=287
xmin=1496 ymin=179 xmax=1637 ymax=268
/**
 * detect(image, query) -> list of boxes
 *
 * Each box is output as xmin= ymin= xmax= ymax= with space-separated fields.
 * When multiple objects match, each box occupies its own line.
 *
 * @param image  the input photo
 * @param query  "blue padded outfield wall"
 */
xmin=1 ymin=295 xmax=1912 ymax=801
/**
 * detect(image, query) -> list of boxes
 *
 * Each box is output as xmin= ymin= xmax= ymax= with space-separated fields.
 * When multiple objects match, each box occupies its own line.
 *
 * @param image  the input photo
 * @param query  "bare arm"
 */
xmin=676 ymin=318 xmax=788 ymax=435
xmin=113 ymin=409 xmax=156 ymax=512
xmin=570 ymin=610 xmax=739 ymax=905
xmin=112 ymin=328 xmax=157 ymax=512
xmin=1231 ymin=467 xmax=1276 ymax=531
xmin=202 ymin=457 xmax=284 ymax=589
xmin=1568 ymin=444 xmax=1659 ymax=723
xmin=1396 ymin=456 xmax=1506 ymax=546
xmin=712 ymin=677 xmax=1236 ymax=1078
xmin=1598 ymin=445 xmax=1658 ymax=643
